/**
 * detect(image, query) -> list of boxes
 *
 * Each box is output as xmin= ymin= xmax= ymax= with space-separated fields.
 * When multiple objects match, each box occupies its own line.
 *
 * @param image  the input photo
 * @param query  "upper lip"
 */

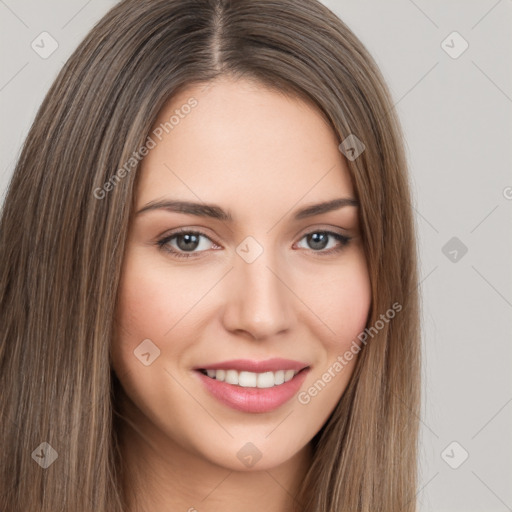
xmin=193 ymin=358 xmax=310 ymax=373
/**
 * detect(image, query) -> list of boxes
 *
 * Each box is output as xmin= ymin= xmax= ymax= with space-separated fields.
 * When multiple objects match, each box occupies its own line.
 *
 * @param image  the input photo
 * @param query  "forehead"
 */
xmin=136 ymin=77 xmax=355 ymax=219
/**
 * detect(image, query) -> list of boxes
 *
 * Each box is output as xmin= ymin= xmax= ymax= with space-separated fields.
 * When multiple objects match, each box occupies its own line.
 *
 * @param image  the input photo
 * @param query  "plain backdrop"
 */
xmin=1 ymin=1 xmax=511 ymax=511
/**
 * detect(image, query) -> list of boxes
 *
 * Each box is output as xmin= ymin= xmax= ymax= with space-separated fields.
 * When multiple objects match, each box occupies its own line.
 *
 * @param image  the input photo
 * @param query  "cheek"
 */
xmin=111 ymin=253 xmax=211 ymax=445
xmin=293 ymin=252 xmax=371 ymax=428
xmin=112 ymin=251 xmax=196 ymax=369
xmin=298 ymin=252 xmax=370 ymax=376
xmin=305 ymin=253 xmax=372 ymax=348
xmin=336 ymin=268 xmax=372 ymax=339
xmin=115 ymin=246 xmax=214 ymax=331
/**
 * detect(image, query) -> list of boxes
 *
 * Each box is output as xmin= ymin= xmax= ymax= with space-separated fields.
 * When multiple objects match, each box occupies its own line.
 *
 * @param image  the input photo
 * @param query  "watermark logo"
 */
xmin=441 ymin=441 xmax=469 ymax=469
xmin=441 ymin=31 xmax=469 ymax=60
xmin=31 ymin=32 xmax=58 ymax=59
xmin=236 ymin=442 xmax=262 ymax=468
xmin=338 ymin=134 xmax=366 ymax=161
xmin=442 ymin=236 xmax=468 ymax=263
xmin=236 ymin=236 xmax=264 ymax=264
xmin=31 ymin=442 xmax=58 ymax=469
xmin=134 ymin=338 xmax=161 ymax=366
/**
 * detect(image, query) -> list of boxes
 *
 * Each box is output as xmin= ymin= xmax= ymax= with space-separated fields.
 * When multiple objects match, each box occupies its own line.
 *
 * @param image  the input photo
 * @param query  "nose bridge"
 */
xmin=222 ymin=235 xmax=293 ymax=339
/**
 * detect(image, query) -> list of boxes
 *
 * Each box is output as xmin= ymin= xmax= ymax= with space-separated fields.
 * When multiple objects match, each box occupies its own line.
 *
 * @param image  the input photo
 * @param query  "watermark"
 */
xmin=31 ymin=31 xmax=58 ymax=59
xmin=297 ymin=301 xmax=402 ymax=405
xmin=338 ymin=133 xmax=366 ymax=161
xmin=236 ymin=236 xmax=264 ymax=263
xmin=442 ymin=236 xmax=468 ymax=263
xmin=236 ymin=442 xmax=262 ymax=468
xmin=31 ymin=442 xmax=58 ymax=469
xmin=133 ymin=338 xmax=161 ymax=366
xmin=441 ymin=31 xmax=469 ymax=60
xmin=93 ymin=97 xmax=198 ymax=199
xmin=441 ymin=441 xmax=469 ymax=469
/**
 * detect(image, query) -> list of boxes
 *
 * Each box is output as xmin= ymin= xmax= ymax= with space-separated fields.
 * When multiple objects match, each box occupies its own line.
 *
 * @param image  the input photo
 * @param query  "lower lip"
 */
xmin=195 ymin=368 xmax=310 ymax=413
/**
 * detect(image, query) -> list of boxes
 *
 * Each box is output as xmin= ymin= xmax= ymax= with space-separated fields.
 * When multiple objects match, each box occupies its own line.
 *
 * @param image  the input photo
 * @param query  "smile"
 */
xmin=193 ymin=359 xmax=311 ymax=413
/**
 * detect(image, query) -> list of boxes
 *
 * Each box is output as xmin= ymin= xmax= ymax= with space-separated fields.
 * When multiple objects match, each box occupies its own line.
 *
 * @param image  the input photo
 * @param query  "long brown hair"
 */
xmin=0 ymin=0 xmax=420 ymax=510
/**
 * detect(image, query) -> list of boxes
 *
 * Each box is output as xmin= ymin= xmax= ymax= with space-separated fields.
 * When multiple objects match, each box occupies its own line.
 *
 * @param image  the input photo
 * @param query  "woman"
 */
xmin=0 ymin=0 xmax=421 ymax=510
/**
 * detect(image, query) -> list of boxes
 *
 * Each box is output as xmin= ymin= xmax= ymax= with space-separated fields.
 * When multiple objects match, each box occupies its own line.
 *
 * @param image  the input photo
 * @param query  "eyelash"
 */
xmin=156 ymin=228 xmax=352 ymax=259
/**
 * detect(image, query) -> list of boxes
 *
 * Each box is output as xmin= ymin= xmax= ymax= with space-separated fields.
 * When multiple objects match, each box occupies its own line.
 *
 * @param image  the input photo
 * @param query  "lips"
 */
xmin=192 ymin=358 xmax=311 ymax=413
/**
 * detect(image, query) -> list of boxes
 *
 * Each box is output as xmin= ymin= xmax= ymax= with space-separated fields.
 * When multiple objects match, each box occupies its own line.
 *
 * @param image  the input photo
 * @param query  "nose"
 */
xmin=221 ymin=247 xmax=295 ymax=340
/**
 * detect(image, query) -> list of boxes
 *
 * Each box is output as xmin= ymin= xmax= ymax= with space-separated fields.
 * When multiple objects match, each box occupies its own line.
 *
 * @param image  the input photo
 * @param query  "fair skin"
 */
xmin=111 ymin=77 xmax=372 ymax=512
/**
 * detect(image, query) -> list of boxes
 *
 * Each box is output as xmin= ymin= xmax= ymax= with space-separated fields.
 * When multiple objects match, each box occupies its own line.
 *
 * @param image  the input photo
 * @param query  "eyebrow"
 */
xmin=136 ymin=197 xmax=359 ymax=221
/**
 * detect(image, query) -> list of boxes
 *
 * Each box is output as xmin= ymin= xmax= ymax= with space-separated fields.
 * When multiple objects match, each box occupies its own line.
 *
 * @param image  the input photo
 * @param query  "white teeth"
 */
xmin=238 ymin=371 xmax=257 ymax=387
xmin=257 ymin=371 xmax=274 ymax=388
xmin=274 ymin=370 xmax=285 ymax=385
xmin=202 ymin=368 xmax=302 ymax=388
xmin=284 ymin=369 xmax=295 ymax=382
xmin=225 ymin=369 xmax=239 ymax=385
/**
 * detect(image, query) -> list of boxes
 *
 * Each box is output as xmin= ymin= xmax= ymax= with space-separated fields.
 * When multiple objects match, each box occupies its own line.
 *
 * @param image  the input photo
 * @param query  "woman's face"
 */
xmin=112 ymin=77 xmax=371 ymax=472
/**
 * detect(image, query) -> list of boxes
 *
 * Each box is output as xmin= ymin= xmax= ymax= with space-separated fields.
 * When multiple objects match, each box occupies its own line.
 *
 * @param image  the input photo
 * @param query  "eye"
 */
xmin=156 ymin=229 xmax=218 ymax=258
xmin=295 ymin=230 xmax=351 ymax=255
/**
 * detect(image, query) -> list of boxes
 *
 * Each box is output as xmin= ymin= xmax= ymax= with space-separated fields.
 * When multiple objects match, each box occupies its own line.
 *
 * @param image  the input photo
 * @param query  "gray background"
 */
xmin=1 ymin=1 xmax=511 ymax=510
